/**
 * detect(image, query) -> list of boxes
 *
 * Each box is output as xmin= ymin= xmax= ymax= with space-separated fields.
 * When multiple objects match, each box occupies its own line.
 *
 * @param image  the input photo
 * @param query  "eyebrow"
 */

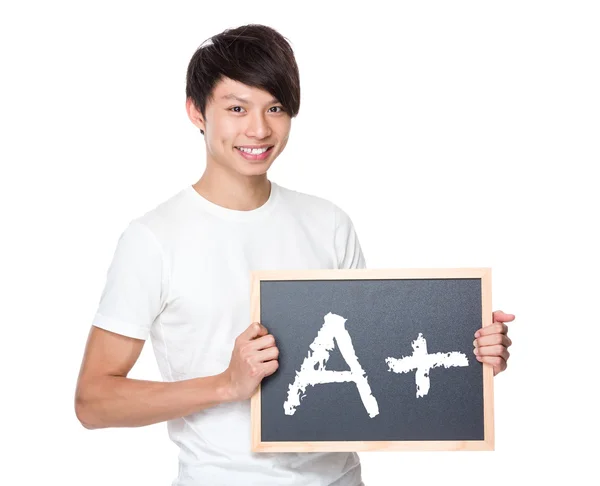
xmin=221 ymin=93 xmax=280 ymax=105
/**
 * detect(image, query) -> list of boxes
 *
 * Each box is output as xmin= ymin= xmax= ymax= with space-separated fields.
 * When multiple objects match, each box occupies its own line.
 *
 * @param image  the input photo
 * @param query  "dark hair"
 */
xmin=186 ymin=24 xmax=301 ymax=135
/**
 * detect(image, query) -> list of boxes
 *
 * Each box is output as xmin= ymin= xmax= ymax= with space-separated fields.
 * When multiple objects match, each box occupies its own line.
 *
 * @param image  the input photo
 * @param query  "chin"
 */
xmin=238 ymin=163 xmax=272 ymax=177
xmin=221 ymin=158 xmax=268 ymax=176
xmin=235 ymin=157 xmax=277 ymax=177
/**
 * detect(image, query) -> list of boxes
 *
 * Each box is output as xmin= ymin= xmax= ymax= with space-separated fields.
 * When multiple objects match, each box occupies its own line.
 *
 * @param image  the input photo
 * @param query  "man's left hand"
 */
xmin=473 ymin=310 xmax=515 ymax=376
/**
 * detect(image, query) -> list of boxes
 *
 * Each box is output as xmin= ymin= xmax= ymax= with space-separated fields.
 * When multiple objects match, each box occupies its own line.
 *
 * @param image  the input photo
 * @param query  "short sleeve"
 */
xmin=333 ymin=204 xmax=367 ymax=270
xmin=92 ymin=221 xmax=168 ymax=340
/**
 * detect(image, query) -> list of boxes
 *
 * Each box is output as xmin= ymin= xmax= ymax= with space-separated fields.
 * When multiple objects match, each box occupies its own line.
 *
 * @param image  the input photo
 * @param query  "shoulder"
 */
xmin=125 ymin=187 xmax=192 ymax=247
xmin=275 ymin=182 xmax=350 ymax=223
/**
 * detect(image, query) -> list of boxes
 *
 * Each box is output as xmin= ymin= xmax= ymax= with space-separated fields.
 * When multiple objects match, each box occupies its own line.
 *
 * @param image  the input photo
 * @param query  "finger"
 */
xmin=242 ymin=322 xmax=269 ymax=341
xmin=474 ymin=334 xmax=512 ymax=348
xmin=255 ymin=346 xmax=279 ymax=363
xmin=475 ymin=355 xmax=507 ymax=373
xmin=262 ymin=359 xmax=279 ymax=378
xmin=475 ymin=322 xmax=508 ymax=338
xmin=249 ymin=334 xmax=277 ymax=352
xmin=474 ymin=344 xmax=510 ymax=361
xmin=493 ymin=310 xmax=516 ymax=323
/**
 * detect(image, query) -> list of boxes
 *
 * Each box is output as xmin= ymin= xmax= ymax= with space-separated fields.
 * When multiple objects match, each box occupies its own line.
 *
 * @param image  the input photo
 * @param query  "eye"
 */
xmin=229 ymin=106 xmax=245 ymax=113
xmin=270 ymin=106 xmax=285 ymax=113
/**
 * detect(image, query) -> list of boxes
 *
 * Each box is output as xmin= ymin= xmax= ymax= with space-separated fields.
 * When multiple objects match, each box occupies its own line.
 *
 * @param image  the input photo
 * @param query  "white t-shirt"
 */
xmin=92 ymin=180 xmax=367 ymax=486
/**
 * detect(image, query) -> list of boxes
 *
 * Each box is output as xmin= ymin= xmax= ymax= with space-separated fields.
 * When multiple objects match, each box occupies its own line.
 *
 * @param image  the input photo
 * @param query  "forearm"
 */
xmin=75 ymin=372 xmax=232 ymax=429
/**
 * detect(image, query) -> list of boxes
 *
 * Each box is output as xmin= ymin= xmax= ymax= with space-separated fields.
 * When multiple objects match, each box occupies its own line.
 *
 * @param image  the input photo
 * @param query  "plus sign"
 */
xmin=385 ymin=333 xmax=469 ymax=398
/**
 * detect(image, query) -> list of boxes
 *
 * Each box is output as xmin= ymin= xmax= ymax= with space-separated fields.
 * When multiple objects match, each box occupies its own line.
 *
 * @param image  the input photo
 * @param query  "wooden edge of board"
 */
xmin=481 ymin=267 xmax=495 ymax=451
xmin=250 ymin=272 xmax=262 ymax=452
xmin=252 ymin=267 xmax=490 ymax=281
xmin=250 ymin=267 xmax=494 ymax=452
xmin=253 ymin=440 xmax=494 ymax=452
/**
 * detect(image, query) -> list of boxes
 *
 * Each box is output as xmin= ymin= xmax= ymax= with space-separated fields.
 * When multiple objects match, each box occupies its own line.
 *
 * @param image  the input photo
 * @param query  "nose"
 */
xmin=245 ymin=112 xmax=272 ymax=139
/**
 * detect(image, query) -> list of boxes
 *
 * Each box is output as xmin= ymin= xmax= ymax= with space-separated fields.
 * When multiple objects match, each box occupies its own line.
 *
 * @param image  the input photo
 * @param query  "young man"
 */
xmin=75 ymin=24 xmax=515 ymax=486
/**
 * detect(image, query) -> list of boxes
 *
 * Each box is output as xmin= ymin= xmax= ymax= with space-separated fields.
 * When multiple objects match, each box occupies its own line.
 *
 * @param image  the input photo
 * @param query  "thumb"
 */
xmin=493 ymin=310 xmax=516 ymax=322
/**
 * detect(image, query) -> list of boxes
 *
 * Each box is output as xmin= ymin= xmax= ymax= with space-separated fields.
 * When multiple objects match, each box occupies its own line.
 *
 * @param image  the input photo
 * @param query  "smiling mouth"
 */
xmin=235 ymin=146 xmax=274 ymax=155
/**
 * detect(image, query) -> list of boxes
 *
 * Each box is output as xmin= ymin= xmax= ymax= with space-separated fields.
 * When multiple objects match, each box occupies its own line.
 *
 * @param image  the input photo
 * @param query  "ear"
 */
xmin=186 ymin=97 xmax=206 ymax=134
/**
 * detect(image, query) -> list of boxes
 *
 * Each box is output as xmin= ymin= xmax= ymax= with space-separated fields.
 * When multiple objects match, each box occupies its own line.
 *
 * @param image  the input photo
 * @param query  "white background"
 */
xmin=1 ymin=1 xmax=598 ymax=484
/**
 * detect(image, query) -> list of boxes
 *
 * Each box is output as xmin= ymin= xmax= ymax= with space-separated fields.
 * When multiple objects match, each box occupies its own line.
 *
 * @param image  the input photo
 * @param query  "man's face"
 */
xmin=187 ymin=77 xmax=292 ymax=177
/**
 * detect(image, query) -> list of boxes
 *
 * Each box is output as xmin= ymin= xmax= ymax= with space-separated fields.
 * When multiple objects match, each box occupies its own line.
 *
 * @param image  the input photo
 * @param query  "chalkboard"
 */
xmin=250 ymin=268 xmax=493 ymax=452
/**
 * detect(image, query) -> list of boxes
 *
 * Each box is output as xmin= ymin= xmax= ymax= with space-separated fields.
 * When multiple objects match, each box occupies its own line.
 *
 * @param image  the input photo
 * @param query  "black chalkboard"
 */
xmin=250 ymin=268 xmax=493 ymax=452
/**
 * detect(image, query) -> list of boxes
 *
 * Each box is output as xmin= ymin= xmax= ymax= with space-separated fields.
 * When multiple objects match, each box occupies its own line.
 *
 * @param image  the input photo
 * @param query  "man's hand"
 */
xmin=221 ymin=322 xmax=279 ymax=402
xmin=473 ymin=310 xmax=515 ymax=376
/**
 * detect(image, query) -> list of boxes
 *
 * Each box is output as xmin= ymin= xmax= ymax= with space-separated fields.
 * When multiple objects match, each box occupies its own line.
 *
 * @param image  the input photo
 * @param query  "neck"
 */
xmin=192 ymin=164 xmax=271 ymax=211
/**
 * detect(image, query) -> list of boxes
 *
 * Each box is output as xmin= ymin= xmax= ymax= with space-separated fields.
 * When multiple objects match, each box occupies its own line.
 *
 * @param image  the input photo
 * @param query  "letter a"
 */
xmin=283 ymin=312 xmax=379 ymax=418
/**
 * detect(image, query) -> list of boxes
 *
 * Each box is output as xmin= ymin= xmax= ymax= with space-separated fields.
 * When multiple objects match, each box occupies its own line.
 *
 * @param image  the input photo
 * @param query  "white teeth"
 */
xmin=237 ymin=146 xmax=270 ymax=154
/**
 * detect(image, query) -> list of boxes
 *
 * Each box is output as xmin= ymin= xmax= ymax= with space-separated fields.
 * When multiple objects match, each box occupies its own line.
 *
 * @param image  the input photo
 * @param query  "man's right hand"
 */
xmin=221 ymin=322 xmax=279 ymax=402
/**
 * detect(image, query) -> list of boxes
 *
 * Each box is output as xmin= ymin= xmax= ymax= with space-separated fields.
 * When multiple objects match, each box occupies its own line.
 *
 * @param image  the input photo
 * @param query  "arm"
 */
xmin=74 ymin=322 xmax=278 ymax=430
xmin=75 ymin=221 xmax=220 ymax=429
xmin=77 ymin=222 xmax=277 ymax=429
xmin=74 ymin=326 xmax=231 ymax=429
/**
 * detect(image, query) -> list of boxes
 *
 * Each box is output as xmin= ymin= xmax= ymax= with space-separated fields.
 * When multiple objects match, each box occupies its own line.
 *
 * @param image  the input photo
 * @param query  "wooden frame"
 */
xmin=250 ymin=268 xmax=494 ymax=452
